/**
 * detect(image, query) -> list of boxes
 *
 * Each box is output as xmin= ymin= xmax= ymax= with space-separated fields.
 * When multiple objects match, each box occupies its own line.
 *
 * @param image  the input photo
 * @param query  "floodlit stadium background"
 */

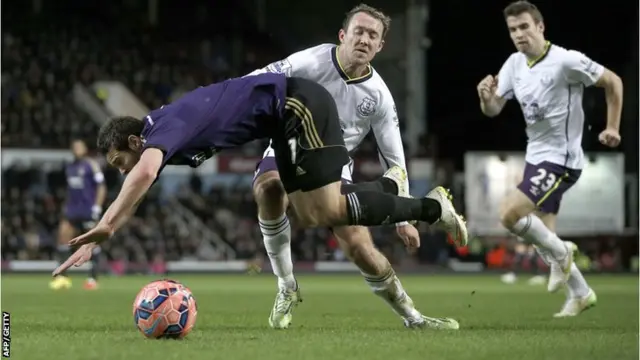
xmin=2 ymin=0 xmax=637 ymax=277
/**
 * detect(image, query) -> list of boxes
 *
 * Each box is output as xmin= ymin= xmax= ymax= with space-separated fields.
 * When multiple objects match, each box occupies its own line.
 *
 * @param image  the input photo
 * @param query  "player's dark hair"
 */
xmin=343 ymin=4 xmax=391 ymax=39
xmin=503 ymin=1 xmax=544 ymax=23
xmin=97 ymin=116 xmax=144 ymax=154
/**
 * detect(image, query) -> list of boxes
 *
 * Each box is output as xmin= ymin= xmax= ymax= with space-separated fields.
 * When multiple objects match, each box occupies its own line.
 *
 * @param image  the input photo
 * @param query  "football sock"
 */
xmin=510 ymin=215 xmax=567 ymax=259
xmin=363 ymin=266 xmax=421 ymax=319
xmin=56 ymin=244 xmax=70 ymax=277
xmin=259 ymin=213 xmax=296 ymax=290
xmin=90 ymin=246 xmax=100 ymax=280
xmin=566 ymin=263 xmax=590 ymax=298
xmin=341 ymin=177 xmax=398 ymax=195
xmin=345 ymin=192 xmax=441 ymax=226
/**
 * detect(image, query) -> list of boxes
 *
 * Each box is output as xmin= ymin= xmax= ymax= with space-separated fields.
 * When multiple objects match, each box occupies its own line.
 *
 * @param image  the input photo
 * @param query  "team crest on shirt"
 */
xmin=540 ymin=72 xmax=554 ymax=86
xmin=356 ymin=97 xmax=377 ymax=117
xmin=520 ymin=94 xmax=545 ymax=125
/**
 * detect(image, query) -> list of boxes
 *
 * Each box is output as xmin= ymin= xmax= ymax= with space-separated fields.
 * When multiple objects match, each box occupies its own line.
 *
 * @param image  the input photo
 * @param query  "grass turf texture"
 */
xmin=2 ymin=274 xmax=638 ymax=360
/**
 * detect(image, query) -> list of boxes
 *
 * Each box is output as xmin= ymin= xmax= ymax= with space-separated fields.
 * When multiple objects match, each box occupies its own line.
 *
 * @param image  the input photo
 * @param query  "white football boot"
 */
xmin=404 ymin=315 xmax=460 ymax=330
xmin=392 ymin=292 xmax=459 ymax=330
xmin=268 ymin=286 xmax=302 ymax=329
xmin=547 ymin=241 xmax=577 ymax=293
xmin=426 ymin=186 xmax=468 ymax=247
xmin=553 ymin=288 xmax=597 ymax=318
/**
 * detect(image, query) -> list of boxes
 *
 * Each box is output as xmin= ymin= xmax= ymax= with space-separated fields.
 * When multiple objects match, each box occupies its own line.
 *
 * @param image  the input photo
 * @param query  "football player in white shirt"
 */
xmin=477 ymin=1 xmax=623 ymax=317
xmin=250 ymin=4 xmax=464 ymax=330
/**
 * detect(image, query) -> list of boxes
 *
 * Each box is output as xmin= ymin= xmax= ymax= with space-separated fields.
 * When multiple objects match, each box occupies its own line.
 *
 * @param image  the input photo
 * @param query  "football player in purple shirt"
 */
xmin=53 ymin=74 xmax=467 ymax=288
xmin=50 ymin=139 xmax=106 ymax=291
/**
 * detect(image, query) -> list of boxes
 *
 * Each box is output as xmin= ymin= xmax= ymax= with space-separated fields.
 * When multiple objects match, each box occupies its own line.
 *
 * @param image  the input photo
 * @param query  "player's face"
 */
xmin=339 ymin=12 xmax=385 ymax=65
xmin=71 ymin=140 xmax=88 ymax=158
xmin=105 ymin=136 xmax=143 ymax=175
xmin=506 ymin=13 xmax=545 ymax=54
xmin=106 ymin=149 xmax=141 ymax=175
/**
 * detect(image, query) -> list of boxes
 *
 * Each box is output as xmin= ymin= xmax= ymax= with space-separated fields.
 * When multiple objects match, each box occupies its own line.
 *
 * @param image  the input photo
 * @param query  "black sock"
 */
xmin=345 ymin=191 xmax=441 ymax=226
xmin=90 ymin=250 xmax=99 ymax=280
xmin=56 ymin=245 xmax=70 ymax=277
xmin=341 ymin=177 xmax=398 ymax=195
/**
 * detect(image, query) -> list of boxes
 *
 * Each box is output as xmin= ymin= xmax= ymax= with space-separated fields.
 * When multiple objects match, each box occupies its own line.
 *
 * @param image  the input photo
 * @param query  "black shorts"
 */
xmin=68 ymin=218 xmax=96 ymax=233
xmin=271 ymin=77 xmax=350 ymax=193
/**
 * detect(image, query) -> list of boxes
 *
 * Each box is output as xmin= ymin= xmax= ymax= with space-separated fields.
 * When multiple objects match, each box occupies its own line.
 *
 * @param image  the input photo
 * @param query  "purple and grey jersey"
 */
xmin=141 ymin=73 xmax=287 ymax=171
xmin=64 ymin=159 xmax=104 ymax=220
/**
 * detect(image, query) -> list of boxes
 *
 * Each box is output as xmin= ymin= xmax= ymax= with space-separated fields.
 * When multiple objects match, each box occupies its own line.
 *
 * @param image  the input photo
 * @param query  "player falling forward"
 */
xmin=49 ymin=139 xmax=106 ymax=291
xmin=52 ymin=73 xmax=468 ymax=307
xmin=247 ymin=4 xmax=462 ymax=330
xmin=477 ymin=1 xmax=623 ymax=317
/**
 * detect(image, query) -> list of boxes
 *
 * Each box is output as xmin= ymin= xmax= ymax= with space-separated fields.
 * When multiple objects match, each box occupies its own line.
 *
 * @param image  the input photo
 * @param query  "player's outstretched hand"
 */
xmin=52 ymin=243 xmax=98 ymax=276
xmin=598 ymin=128 xmax=621 ymax=148
xmin=69 ymin=222 xmax=113 ymax=246
xmin=477 ymin=75 xmax=498 ymax=102
xmin=396 ymin=224 xmax=421 ymax=253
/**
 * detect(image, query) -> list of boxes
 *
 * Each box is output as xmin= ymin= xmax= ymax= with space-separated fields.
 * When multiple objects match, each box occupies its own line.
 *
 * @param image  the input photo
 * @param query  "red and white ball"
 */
xmin=132 ymin=279 xmax=197 ymax=339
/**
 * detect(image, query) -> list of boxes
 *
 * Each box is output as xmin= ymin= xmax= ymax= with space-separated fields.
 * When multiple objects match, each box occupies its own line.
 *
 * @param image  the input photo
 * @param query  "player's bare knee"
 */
xmin=253 ymin=172 xmax=287 ymax=218
xmin=499 ymin=203 xmax=520 ymax=229
xmin=499 ymin=193 xmax=533 ymax=229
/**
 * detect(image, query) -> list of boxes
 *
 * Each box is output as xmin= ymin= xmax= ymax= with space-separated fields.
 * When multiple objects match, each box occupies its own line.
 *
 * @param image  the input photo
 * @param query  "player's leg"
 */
xmin=287 ymin=176 xmax=464 ymax=239
xmin=499 ymin=162 xmax=578 ymax=292
xmin=525 ymin=244 xmax=546 ymax=285
xmin=50 ymin=219 xmax=76 ymax=290
xmin=536 ymin=212 xmax=596 ymax=317
xmin=332 ymin=224 xmax=458 ymax=329
xmin=341 ymin=166 xmax=407 ymax=197
xmin=252 ymin=150 xmax=301 ymax=329
xmin=276 ymin=77 xmax=466 ymax=244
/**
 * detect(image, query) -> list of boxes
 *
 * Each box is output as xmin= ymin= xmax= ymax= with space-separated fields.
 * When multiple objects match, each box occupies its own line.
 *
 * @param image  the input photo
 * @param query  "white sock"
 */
xmin=535 ymin=240 xmax=590 ymax=299
xmin=259 ymin=213 xmax=295 ymax=290
xmin=363 ymin=269 xmax=422 ymax=319
xmin=566 ymin=263 xmax=590 ymax=298
xmin=511 ymin=215 xmax=567 ymax=259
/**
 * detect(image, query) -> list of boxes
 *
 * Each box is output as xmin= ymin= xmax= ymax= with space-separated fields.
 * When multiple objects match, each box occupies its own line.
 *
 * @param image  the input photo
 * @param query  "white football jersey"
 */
xmin=247 ymin=43 xmax=406 ymax=187
xmin=496 ymin=42 xmax=604 ymax=170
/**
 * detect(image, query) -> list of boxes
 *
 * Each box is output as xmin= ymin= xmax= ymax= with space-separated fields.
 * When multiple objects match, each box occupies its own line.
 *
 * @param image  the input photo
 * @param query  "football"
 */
xmin=132 ymin=279 xmax=198 ymax=339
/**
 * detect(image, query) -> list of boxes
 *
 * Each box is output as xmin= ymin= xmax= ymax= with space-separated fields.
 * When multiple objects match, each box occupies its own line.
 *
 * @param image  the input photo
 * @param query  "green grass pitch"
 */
xmin=2 ymin=274 xmax=638 ymax=360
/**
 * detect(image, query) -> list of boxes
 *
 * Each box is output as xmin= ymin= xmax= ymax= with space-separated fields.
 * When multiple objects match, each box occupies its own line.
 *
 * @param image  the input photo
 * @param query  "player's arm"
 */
xmin=88 ymin=159 xmax=107 ymax=219
xmin=479 ymin=57 xmax=514 ymax=118
xmin=371 ymin=100 xmax=414 ymax=230
xmin=99 ymin=148 xmax=163 ymax=233
xmin=595 ymin=68 xmax=624 ymax=132
xmin=479 ymin=86 xmax=508 ymax=118
xmin=563 ymin=50 xmax=623 ymax=132
xmin=372 ymin=100 xmax=408 ymax=185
